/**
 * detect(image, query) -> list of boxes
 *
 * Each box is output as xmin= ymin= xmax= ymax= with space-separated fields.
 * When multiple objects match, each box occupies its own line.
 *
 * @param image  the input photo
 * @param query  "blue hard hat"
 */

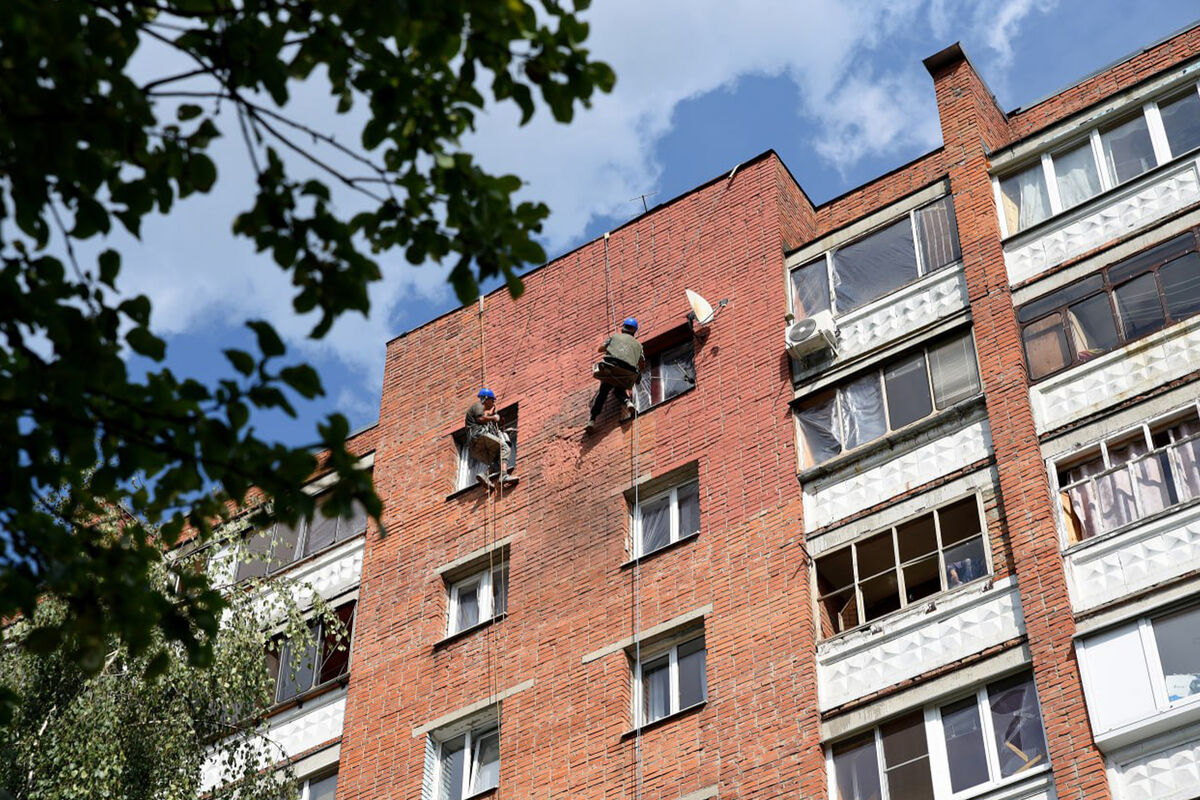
xmin=622 ymin=317 xmax=638 ymax=330
xmin=478 ymin=388 xmax=495 ymax=399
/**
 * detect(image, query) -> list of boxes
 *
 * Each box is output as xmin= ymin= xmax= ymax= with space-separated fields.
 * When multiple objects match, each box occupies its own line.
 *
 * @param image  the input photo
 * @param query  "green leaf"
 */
xmin=279 ymin=364 xmax=323 ymax=399
xmin=177 ymin=104 xmax=203 ymax=121
xmin=127 ymin=326 xmax=166 ymax=360
xmin=98 ymin=250 xmax=120 ymax=287
xmin=224 ymin=349 xmax=256 ymax=376
xmin=246 ymin=320 xmax=285 ymax=358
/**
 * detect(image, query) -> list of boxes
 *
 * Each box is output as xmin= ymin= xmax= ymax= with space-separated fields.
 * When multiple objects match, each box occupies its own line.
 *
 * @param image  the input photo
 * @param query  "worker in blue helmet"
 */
xmin=586 ymin=317 xmax=645 ymax=432
xmin=465 ymin=388 xmax=516 ymax=488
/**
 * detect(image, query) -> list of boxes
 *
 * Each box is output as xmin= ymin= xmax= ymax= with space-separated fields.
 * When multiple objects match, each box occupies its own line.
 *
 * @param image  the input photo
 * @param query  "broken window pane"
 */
xmin=1000 ymin=162 xmax=1051 ymax=234
xmin=988 ymin=673 xmax=1048 ymax=778
xmin=654 ymin=341 xmax=695 ymax=404
xmin=1101 ymin=114 xmax=1157 ymax=184
xmin=881 ymin=712 xmax=934 ymax=800
xmin=791 ymin=258 xmax=830 ymax=320
xmin=796 ymin=391 xmax=841 ymax=468
xmin=832 ymin=734 xmax=882 ymax=800
xmin=677 ymin=637 xmax=707 ymax=709
xmin=816 ymin=549 xmax=857 ymax=636
xmin=1066 ymin=294 xmax=1120 ymax=359
xmin=1160 ymin=89 xmax=1200 ymax=158
xmin=896 ymin=514 xmax=937 ymax=562
xmin=929 ymin=334 xmax=981 ymax=407
xmin=941 ymin=696 xmax=990 ymax=792
xmin=860 ymin=571 xmax=901 ymax=622
xmin=1114 ymin=273 xmax=1166 ymax=340
xmin=1154 ymin=604 xmax=1200 ymax=702
xmin=838 ymin=372 xmax=885 ymax=450
xmin=883 ymin=353 xmax=932 ymax=430
xmin=1023 ymin=315 xmax=1072 ymax=380
xmin=833 ymin=217 xmax=919 ymax=313
xmin=915 ymin=196 xmax=961 ymax=273
xmin=1162 ymin=252 xmax=1200 ymax=319
xmin=1053 ymin=140 xmax=1103 ymax=209
xmin=903 ymin=556 xmax=941 ymax=604
xmin=938 ymin=497 xmax=982 ymax=546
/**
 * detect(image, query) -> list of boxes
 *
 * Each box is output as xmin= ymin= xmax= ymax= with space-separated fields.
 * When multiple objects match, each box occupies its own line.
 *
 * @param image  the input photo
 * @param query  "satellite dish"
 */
xmin=686 ymin=289 xmax=715 ymax=325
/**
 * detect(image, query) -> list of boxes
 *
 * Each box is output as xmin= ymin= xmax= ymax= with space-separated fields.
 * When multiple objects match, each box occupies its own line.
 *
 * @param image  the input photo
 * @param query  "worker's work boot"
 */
xmin=476 ymin=472 xmax=493 ymax=489
xmin=584 ymin=419 xmax=596 ymax=433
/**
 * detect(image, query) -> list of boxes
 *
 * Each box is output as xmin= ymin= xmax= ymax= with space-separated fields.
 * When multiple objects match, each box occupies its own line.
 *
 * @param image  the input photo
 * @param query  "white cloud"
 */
xmin=108 ymin=0 xmax=1058 ymax=422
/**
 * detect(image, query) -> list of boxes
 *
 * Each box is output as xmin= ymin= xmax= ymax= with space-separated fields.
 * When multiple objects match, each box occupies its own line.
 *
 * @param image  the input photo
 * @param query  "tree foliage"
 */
xmin=0 ymin=0 xmax=613 ymax=702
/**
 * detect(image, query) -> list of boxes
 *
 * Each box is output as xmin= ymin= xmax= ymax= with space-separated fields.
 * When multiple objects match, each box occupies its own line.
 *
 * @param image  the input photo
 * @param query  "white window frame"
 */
xmin=632 ymin=480 xmax=700 ymax=557
xmin=296 ymin=770 xmax=338 ymax=800
xmin=632 ymin=633 xmax=707 ymax=727
xmin=433 ymin=723 xmax=500 ymax=800
xmin=446 ymin=563 xmax=508 ymax=637
xmin=787 ymin=195 xmax=963 ymax=319
xmin=994 ymin=79 xmax=1200 ymax=237
xmin=827 ymin=675 xmax=1050 ymax=800
xmin=1139 ymin=604 xmax=1200 ymax=712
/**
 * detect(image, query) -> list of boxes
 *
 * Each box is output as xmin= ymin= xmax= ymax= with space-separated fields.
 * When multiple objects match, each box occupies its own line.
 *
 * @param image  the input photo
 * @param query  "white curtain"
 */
xmin=1054 ymin=143 xmax=1102 ymax=209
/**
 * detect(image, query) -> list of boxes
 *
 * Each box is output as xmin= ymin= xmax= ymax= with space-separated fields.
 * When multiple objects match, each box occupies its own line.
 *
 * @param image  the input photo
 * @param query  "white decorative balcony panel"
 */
xmin=1113 ymin=734 xmax=1200 ymax=800
xmin=803 ymin=420 xmax=993 ymax=530
xmin=1068 ymin=503 xmax=1200 ymax=612
xmin=834 ymin=267 xmax=968 ymax=361
xmin=201 ymin=691 xmax=346 ymax=792
xmin=1005 ymin=160 xmax=1200 ymax=286
xmin=816 ymin=577 xmax=1023 ymax=710
xmin=1030 ymin=316 xmax=1200 ymax=433
xmin=254 ymin=537 xmax=364 ymax=617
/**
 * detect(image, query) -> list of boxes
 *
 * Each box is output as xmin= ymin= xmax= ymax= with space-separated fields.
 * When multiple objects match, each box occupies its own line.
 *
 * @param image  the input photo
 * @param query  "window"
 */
xmin=634 ymin=633 xmax=707 ymax=727
xmin=454 ymin=406 xmax=518 ymax=490
xmin=235 ymin=492 xmax=369 ymax=582
xmin=1152 ymin=604 xmax=1200 ymax=703
xmin=996 ymin=81 xmax=1200 ymax=235
xmin=634 ymin=339 xmax=695 ymax=411
xmin=267 ymin=602 xmax=355 ymax=705
xmin=298 ymin=771 xmax=338 ymax=800
xmin=1055 ymin=402 xmax=1200 ymax=543
xmin=446 ymin=562 xmax=508 ymax=637
xmin=830 ymin=672 xmax=1049 ymax=800
xmin=790 ymin=196 xmax=961 ymax=320
xmin=794 ymin=333 xmax=980 ymax=469
xmin=633 ymin=480 xmax=700 ymax=557
xmin=815 ymin=496 xmax=988 ymax=637
xmin=1018 ymin=230 xmax=1200 ymax=379
xmin=434 ymin=720 xmax=500 ymax=800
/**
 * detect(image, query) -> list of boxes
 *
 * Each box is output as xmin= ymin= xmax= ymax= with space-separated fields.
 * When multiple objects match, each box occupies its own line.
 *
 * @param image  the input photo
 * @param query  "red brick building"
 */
xmin=217 ymin=22 xmax=1200 ymax=800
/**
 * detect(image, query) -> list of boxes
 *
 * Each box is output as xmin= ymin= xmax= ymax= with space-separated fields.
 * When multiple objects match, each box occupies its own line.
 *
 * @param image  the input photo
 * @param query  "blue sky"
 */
xmin=120 ymin=1 xmax=1200 ymax=449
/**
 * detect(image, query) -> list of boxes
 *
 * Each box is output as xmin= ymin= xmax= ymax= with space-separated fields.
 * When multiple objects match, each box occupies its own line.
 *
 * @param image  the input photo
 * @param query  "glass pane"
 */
xmin=896 ymin=514 xmax=937 ymax=562
xmin=1154 ymin=605 xmax=1200 ymax=702
xmin=941 ymin=696 xmax=990 ymax=792
xmin=1160 ymin=89 xmax=1200 ymax=157
xmin=915 ymin=196 xmax=961 ymax=272
xmin=988 ymin=673 xmax=1049 ymax=778
xmin=1173 ymin=436 xmax=1200 ymax=502
xmin=883 ymin=353 xmax=933 ymax=430
xmin=470 ymin=728 xmax=500 ymax=793
xmin=1054 ymin=141 xmax=1103 ymax=208
xmin=642 ymin=656 xmax=670 ymax=723
xmin=318 ymin=603 xmax=355 ymax=684
xmin=999 ymin=163 xmax=1051 ymax=233
xmin=928 ymin=334 xmax=981 ymax=407
xmin=677 ymin=482 xmax=700 ymax=537
xmin=944 ymin=536 xmax=988 ymax=588
xmin=838 ymin=372 xmax=886 ymax=451
xmin=938 ymin=497 xmax=983 ymax=546
xmin=833 ymin=217 xmax=920 ymax=313
xmin=856 ymin=532 xmax=897 ymax=578
xmin=796 ymin=391 xmax=842 ymax=468
xmin=1019 ymin=274 xmax=1105 ymax=323
xmin=309 ymin=772 xmax=338 ymax=800
xmin=1067 ymin=294 xmax=1120 ymax=359
xmin=1093 ymin=467 xmax=1139 ymax=533
xmin=1023 ymin=316 xmax=1072 ymax=380
xmin=860 ymin=571 xmax=901 ymax=622
xmin=440 ymin=735 xmax=466 ymax=800
xmin=1132 ymin=451 xmax=1178 ymax=516
xmin=454 ymin=582 xmax=480 ymax=633
xmin=832 ymin=734 xmax=882 ymax=800
xmin=304 ymin=509 xmax=340 ymax=557
xmin=492 ymin=566 xmax=508 ymax=616
xmin=1114 ymin=273 xmax=1166 ymax=340
xmin=639 ymin=495 xmax=672 ymax=555
xmin=1101 ymin=114 xmax=1156 ymax=184
xmin=677 ymin=638 xmax=707 ymax=709
xmin=791 ymin=258 xmax=830 ymax=319
xmin=903 ymin=556 xmax=940 ymax=604
xmin=268 ymin=521 xmax=301 ymax=572
xmin=275 ymin=629 xmax=317 ymax=702
xmin=881 ymin=712 xmax=934 ymax=800
xmin=236 ymin=529 xmax=272 ymax=582
xmin=1162 ymin=252 xmax=1200 ymax=319
xmin=655 ymin=342 xmax=695 ymax=403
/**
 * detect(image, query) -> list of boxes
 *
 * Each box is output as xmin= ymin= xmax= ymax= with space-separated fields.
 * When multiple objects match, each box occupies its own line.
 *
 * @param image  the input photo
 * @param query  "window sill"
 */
xmin=797 ymin=394 xmax=986 ymax=484
xmin=446 ymin=476 xmax=521 ymax=502
xmin=621 ymin=532 xmax=700 ymax=569
xmin=464 ymin=787 xmax=497 ymax=800
xmin=262 ymin=676 xmax=350 ymax=723
xmin=433 ymin=613 xmax=506 ymax=650
xmin=621 ymin=700 xmax=707 ymax=739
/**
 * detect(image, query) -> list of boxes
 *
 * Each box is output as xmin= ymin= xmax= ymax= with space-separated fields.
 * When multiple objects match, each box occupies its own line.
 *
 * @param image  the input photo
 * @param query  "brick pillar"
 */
xmin=925 ymin=44 xmax=1110 ymax=800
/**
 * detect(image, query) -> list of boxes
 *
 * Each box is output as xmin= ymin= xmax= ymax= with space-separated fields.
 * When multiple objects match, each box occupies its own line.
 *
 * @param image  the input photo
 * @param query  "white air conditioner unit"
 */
xmin=785 ymin=311 xmax=838 ymax=359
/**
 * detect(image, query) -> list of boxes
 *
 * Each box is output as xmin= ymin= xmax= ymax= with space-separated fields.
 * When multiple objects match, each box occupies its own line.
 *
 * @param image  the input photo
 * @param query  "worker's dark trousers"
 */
xmin=590 ymin=382 xmax=631 ymax=421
